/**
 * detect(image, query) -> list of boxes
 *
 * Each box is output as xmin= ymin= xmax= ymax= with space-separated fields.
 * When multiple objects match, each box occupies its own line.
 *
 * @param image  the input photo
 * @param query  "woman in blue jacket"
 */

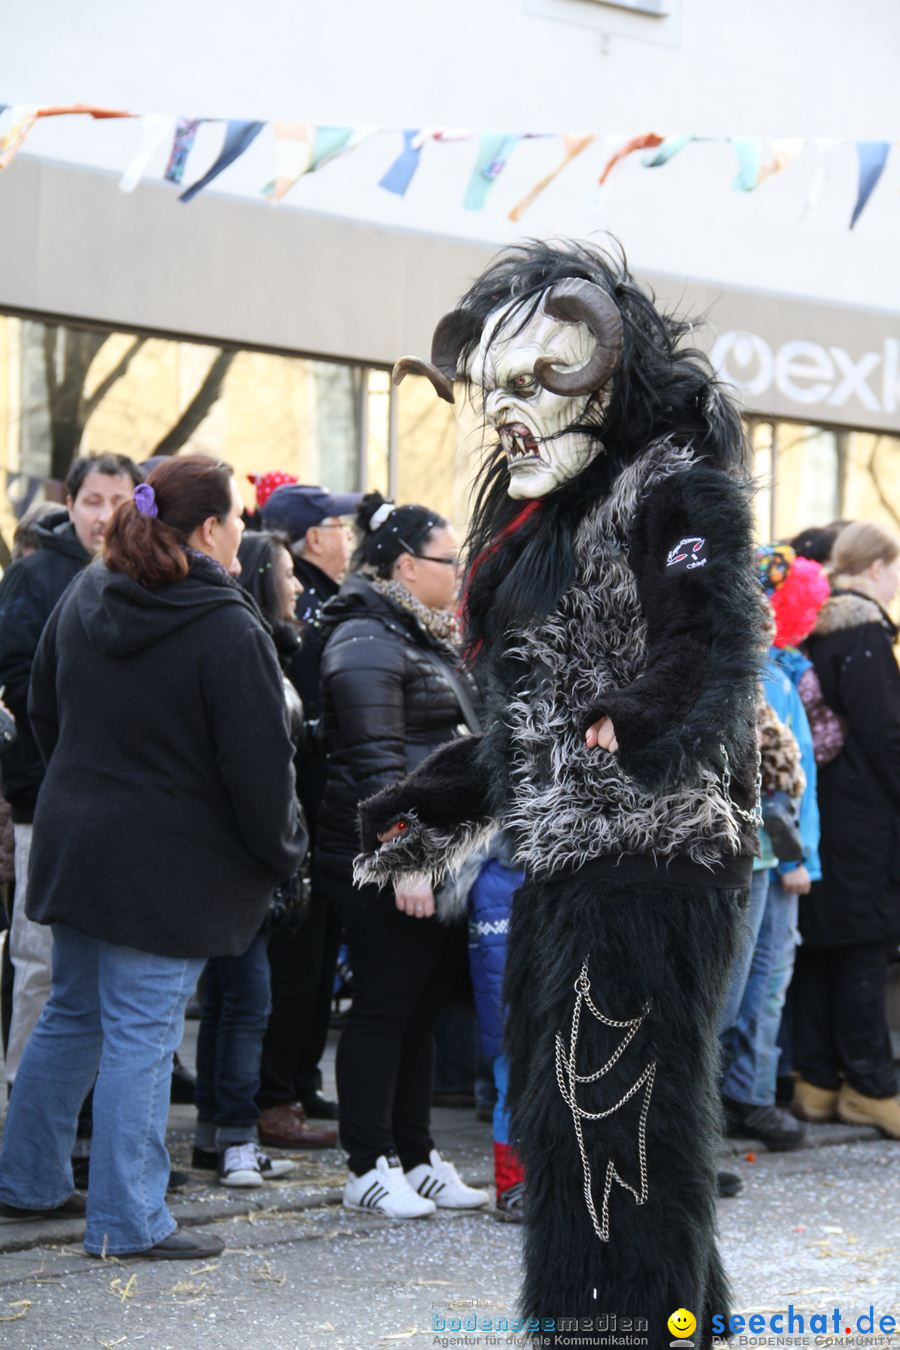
xmin=721 ymin=548 xmax=828 ymax=1148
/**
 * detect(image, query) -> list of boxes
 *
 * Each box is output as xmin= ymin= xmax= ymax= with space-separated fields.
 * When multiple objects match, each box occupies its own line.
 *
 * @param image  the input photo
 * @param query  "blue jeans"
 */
xmin=719 ymin=867 xmax=770 ymax=1035
xmin=0 ymin=924 xmax=203 ymax=1254
xmin=721 ymin=876 xmax=800 ymax=1106
xmin=194 ymin=935 xmax=271 ymax=1150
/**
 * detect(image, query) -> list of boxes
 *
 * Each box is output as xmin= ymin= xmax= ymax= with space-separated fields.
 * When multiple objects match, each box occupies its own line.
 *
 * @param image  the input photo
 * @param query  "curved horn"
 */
xmin=391 ymin=309 xmax=464 ymax=405
xmin=533 ymin=278 xmax=624 ymax=396
xmin=391 ymin=357 xmax=455 ymax=404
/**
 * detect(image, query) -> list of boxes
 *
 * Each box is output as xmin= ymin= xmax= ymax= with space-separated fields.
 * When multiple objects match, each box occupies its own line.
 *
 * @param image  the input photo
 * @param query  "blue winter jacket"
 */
xmin=761 ymin=646 xmax=822 ymax=882
xmin=467 ymin=857 xmax=524 ymax=1060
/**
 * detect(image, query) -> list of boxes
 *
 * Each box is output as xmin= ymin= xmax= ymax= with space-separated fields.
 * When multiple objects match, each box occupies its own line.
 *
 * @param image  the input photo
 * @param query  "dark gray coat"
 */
xmin=26 ymin=557 xmax=307 ymax=958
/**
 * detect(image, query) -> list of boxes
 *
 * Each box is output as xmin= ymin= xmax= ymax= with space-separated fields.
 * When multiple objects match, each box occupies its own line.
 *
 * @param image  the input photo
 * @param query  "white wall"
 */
xmin=0 ymin=0 xmax=898 ymax=316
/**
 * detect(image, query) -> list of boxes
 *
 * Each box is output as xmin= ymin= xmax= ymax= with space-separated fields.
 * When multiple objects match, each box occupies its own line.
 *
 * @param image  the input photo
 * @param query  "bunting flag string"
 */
xmin=850 ymin=141 xmax=891 ymax=229
xmin=509 ymin=133 xmax=594 ymax=222
xmin=464 ymin=131 xmax=520 ymax=210
xmin=178 ymin=119 xmax=265 ymax=203
xmin=598 ymin=132 xmax=663 ymax=184
xmin=379 ymin=128 xmax=423 ymax=196
xmin=0 ymin=104 xmax=894 ymax=231
xmin=164 ymin=117 xmax=205 ymax=185
xmin=119 ymin=113 xmax=176 ymax=193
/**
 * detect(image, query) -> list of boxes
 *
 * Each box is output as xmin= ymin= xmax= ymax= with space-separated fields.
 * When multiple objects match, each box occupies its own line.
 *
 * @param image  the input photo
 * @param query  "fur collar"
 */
xmin=814 ymin=589 xmax=898 ymax=641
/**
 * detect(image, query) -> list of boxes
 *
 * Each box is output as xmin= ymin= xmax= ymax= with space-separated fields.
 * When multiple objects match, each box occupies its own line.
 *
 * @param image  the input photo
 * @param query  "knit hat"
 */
xmin=247 ymin=471 xmax=298 ymax=510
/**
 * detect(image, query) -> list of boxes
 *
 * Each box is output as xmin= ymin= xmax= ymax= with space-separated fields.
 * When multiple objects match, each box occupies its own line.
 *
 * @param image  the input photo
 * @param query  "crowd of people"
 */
xmin=0 ymin=452 xmax=896 ymax=1261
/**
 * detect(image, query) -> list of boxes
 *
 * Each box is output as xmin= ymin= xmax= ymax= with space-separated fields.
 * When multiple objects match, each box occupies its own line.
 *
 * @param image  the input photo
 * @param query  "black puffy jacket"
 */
xmin=316 ymin=574 xmax=474 ymax=879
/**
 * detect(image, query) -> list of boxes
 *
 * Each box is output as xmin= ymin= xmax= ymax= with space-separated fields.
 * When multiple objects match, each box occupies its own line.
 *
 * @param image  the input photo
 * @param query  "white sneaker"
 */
xmin=343 ymin=1153 xmax=436 ymax=1219
xmin=218 ymin=1143 xmax=296 ymax=1188
xmin=405 ymin=1150 xmax=490 ymax=1209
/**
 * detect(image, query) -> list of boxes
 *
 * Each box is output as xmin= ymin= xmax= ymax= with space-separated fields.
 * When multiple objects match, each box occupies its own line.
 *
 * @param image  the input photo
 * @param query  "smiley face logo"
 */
xmin=667 ymin=1308 xmax=697 ymax=1339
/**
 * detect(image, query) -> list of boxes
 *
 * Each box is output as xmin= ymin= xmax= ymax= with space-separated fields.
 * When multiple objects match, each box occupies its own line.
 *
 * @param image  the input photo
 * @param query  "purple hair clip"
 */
xmin=133 ymin=484 xmax=158 ymax=518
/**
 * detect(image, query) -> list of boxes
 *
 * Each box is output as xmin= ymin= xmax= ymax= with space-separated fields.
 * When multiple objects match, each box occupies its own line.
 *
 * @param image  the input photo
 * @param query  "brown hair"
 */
xmin=104 ymin=455 xmax=234 ymax=587
xmin=831 ymin=520 xmax=899 ymax=580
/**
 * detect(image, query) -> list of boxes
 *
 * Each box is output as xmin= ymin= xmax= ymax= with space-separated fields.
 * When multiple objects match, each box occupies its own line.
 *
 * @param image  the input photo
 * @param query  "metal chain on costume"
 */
xmin=555 ymin=960 xmax=656 ymax=1244
xmin=720 ymin=744 xmax=764 ymax=829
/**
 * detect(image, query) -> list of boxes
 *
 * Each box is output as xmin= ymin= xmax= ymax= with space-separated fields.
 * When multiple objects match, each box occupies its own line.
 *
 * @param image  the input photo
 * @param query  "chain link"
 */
xmin=554 ymin=960 xmax=656 ymax=1244
xmin=720 ymin=743 xmax=764 ymax=829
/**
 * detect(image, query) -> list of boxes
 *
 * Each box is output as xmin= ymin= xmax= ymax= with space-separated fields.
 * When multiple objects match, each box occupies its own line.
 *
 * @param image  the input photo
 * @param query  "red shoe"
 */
xmin=257 ymin=1103 xmax=337 ymax=1150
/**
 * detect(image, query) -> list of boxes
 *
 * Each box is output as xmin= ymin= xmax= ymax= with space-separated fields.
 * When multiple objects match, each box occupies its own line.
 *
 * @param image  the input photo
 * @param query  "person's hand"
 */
xmin=394 ymin=879 xmax=436 ymax=919
xmin=585 ymin=716 xmax=618 ymax=753
xmin=780 ymin=865 xmax=812 ymax=895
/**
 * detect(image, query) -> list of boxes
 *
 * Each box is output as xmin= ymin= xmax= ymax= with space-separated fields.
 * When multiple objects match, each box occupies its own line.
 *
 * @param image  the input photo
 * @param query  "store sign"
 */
xmin=711 ymin=331 xmax=900 ymax=420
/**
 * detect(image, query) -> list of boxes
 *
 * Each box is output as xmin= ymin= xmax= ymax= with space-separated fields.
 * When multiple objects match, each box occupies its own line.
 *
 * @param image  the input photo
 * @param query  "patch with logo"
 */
xmin=666 ymin=536 xmax=708 ymax=572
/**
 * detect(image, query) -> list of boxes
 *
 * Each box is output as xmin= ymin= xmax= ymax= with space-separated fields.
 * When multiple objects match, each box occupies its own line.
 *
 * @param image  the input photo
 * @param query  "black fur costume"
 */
xmin=355 ymin=242 xmax=764 ymax=1348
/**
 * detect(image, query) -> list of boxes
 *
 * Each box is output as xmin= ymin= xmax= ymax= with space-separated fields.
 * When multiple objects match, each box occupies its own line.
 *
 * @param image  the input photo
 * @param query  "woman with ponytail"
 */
xmin=0 ymin=456 xmax=307 ymax=1260
xmin=317 ymin=492 xmax=488 ymax=1219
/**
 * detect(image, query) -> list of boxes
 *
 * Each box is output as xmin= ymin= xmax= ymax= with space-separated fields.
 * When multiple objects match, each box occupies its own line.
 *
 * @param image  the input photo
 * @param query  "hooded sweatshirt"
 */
xmin=0 ymin=510 xmax=91 ymax=820
xmin=25 ymin=556 xmax=307 ymax=958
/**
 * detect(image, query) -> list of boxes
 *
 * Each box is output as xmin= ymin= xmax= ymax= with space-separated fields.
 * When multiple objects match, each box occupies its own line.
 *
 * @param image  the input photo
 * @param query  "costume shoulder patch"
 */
xmin=666 ymin=536 xmax=708 ymax=572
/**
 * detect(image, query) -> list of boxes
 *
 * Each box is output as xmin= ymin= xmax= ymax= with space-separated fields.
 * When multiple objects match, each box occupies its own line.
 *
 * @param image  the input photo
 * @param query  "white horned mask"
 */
xmin=392 ymin=279 xmax=624 ymax=500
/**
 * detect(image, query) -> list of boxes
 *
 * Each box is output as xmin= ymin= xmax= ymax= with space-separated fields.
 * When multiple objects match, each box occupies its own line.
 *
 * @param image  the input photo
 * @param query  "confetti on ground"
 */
xmin=0 ymin=1299 xmax=32 ymax=1323
xmin=109 ymin=1273 xmax=138 ymax=1303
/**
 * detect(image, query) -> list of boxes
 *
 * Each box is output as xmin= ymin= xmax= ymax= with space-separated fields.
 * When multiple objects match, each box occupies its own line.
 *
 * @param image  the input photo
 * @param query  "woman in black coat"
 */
xmin=317 ymin=493 xmax=488 ymax=1219
xmin=792 ymin=521 xmax=900 ymax=1138
xmin=0 ymin=457 xmax=306 ymax=1259
xmin=191 ymin=529 xmax=327 ymax=1187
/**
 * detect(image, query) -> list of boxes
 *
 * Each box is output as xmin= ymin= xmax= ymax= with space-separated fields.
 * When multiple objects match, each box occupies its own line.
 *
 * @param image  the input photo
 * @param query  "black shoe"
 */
xmin=300 ymin=1091 xmax=339 ymax=1121
xmin=71 ymin=1155 xmax=91 ymax=1191
xmin=167 ymin=1170 xmax=190 ymax=1192
xmin=170 ymin=1060 xmax=197 ymax=1105
xmin=724 ymin=1098 xmax=807 ymax=1151
xmin=114 ymin=1226 xmax=225 ymax=1261
xmin=717 ymin=1171 xmax=743 ymax=1198
xmin=0 ymin=1191 xmax=86 ymax=1220
xmin=191 ymin=1145 xmax=218 ymax=1171
xmin=494 ymin=1181 xmax=525 ymax=1224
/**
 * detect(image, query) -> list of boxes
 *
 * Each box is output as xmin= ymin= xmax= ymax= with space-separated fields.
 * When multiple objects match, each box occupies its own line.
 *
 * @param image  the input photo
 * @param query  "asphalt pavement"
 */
xmin=0 ymin=1028 xmax=897 ymax=1350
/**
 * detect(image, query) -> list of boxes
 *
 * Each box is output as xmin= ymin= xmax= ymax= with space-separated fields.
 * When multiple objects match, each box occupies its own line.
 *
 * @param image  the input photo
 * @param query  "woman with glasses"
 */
xmin=317 ymin=492 xmax=488 ymax=1218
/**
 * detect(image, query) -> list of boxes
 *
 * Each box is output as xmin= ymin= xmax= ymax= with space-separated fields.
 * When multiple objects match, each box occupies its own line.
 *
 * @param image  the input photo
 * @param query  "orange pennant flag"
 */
xmin=508 ymin=133 xmax=595 ymax=223
xmin=598 ymin=133 xmax=663 ymax=185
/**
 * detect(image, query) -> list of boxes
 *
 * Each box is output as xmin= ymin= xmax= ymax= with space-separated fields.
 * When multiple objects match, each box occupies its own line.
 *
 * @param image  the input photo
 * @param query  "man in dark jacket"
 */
xmin=0 ymin=453 xmax=141 ymax=1090
xmin=254 ymin=484 xmax=359 ymax=1143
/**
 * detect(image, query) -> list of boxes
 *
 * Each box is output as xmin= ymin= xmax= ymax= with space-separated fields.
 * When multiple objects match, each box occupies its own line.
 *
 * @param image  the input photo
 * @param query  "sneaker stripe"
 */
xmin=367 ymin=1186 xmax=388 ymax=1209
xmin=361 ymin=1180 xmax=382 ymax=1206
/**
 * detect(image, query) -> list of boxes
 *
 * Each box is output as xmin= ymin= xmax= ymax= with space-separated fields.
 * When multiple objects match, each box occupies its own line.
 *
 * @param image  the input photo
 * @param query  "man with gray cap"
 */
xmin=255 ymin=484 xmax=361 ymax=1146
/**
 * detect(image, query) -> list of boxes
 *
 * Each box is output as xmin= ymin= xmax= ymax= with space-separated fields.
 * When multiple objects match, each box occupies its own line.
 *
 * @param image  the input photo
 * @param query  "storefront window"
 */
xmin=0 ymin=313 xmax=398 ymax=563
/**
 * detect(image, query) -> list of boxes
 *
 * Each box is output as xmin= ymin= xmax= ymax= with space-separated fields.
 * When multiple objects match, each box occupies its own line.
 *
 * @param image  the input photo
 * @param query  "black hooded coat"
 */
xmin=0 ymin=510 xmax=91 ymax=821
xmin=801 ymin=588 xmax=900 ymax=947
xmin=25 ymin=557 xmax=307 ymax=958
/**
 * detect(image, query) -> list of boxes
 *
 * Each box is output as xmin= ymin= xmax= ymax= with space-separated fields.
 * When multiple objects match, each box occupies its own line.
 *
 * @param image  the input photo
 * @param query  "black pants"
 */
xmin=792 ymin=940 xmax=898 ymax=1098
xmin=257 ymin=889 xmax=341 ymax=1110
xmin=330 ymin=871 xmax=466 ymax=1176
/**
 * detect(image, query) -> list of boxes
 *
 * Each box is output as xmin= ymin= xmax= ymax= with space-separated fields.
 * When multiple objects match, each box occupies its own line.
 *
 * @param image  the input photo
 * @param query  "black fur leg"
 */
xmin=503 ymin=871 xmax=743 ymax=1348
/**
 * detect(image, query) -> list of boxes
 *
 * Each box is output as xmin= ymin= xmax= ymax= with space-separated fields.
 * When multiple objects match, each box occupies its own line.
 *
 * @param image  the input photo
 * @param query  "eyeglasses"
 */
xmin=415 ymin=554 xmax=461 ymax=569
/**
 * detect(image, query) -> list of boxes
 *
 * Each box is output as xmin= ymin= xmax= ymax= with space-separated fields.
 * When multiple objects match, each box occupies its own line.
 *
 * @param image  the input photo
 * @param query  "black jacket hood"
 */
xmin=319 ymin=572 xmax=428 ymax=647
xmin=33 ymin=510 xmax=91 ymax=564
xmin=74 ymin=556 xmax=265 ymax=657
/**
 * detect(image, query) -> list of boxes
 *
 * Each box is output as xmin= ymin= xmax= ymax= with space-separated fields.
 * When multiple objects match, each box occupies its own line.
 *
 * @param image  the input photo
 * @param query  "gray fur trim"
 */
xmin=814 ymin=590 xmax=886 ymax=636
xmin=502 ymin=439 xmax=745 ymax=878
xmin=352 ymin=810 xmax=496 ymax=912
